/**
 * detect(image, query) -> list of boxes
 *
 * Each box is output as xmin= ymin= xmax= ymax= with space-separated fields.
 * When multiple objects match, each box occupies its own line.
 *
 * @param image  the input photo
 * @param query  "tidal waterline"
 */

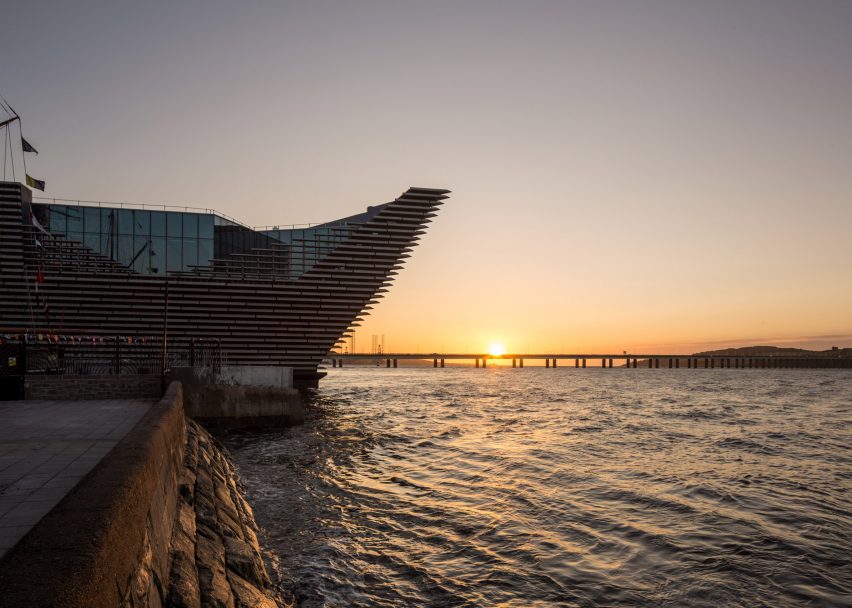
xmin=219 ymin=368 xmax=852 ymax=607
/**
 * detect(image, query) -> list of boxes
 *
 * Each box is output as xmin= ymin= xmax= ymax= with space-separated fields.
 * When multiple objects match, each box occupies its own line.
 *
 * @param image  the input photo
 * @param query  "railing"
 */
xmin=32 ymin=195 xmax=251 ymax=230
xmin=0 ymin=335 xmax=222 ymax=376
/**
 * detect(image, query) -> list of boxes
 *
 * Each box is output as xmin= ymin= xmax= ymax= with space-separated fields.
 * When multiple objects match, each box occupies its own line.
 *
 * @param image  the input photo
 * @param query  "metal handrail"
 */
xmin=32 ymin=195 xmax=251 ymax=230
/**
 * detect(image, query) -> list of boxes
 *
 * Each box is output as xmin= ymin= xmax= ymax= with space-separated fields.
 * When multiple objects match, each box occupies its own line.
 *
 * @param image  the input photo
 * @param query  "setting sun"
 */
xmin=488 ymin=341 xmax=506 ymax=356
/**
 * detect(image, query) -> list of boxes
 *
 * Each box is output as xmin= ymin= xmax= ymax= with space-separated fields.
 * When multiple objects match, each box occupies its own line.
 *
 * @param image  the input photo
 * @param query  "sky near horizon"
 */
xmin=2 ymin=1 xmax=851 ymax=353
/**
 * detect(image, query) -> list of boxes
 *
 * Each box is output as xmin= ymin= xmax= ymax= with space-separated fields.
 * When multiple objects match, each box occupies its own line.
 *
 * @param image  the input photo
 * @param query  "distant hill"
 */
xmin=692 ymin=345 xmax=852 ymax=358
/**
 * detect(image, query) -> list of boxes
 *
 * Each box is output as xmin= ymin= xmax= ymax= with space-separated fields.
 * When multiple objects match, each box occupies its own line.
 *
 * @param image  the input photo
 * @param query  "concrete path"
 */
xmin=0 ymin=399 xmax=153 ymax=557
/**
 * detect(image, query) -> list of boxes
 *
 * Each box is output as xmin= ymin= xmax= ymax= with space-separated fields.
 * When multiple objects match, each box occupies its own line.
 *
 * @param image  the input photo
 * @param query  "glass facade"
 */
xmin=35 ymin=204 xmax=214 ymax=275
xmin=31 ymin=203 xmax=361 ymax=279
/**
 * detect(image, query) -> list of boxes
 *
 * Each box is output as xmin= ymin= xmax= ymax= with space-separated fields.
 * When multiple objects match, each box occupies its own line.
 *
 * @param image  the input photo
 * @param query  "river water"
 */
xmin=219 ymin=367 xmax=852 ymax=607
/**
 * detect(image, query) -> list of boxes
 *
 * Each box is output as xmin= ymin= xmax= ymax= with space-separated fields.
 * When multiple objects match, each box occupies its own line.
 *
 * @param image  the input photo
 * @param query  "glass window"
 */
xmin=198 ymin=214 xmax=214 ymax=239
xmin=48 ymin=206 xmax=66 ymax=233
xmin=183 ymin=238 xmax=198 ymax=269
xmin=132 ymin=236 xmax=150 ymax=273
xmin=84 ymin=232 xmax=100 ymax=253
xmin=151 ymin=211 xmax=166 ymax=236
xmin=167 ymin=238 xmax=182 ymax=272
xmin=117 ymin=210 xmax=133 ymax=235
xmin=198 ymin=239 xmax=213 ymax=267
xmin=167 ymin=213 xmax=182 ymax=237
xmin=83 ymin=207 xmax=100 ymax=234
xmin=66 ymin=208 xmax=83 ymax=233
xmin=150 ymin=237 xmax=165 ymax=275
xmin=183 ymin=214 xmax=198 ymax=238
xmin=116 ymin=234 xmax=134 ymax=266
xmin=134 ymin=210 xmax=150 ymax=237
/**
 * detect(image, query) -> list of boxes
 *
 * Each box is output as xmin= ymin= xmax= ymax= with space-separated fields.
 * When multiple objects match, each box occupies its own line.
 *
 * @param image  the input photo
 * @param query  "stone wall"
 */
xmin=167 ymin=420 xmax=284 ymax=608
xmin=170 ymin=367 xmax=303 ymax=428
xmin=24 ymin=374 xmax=163 ymax=400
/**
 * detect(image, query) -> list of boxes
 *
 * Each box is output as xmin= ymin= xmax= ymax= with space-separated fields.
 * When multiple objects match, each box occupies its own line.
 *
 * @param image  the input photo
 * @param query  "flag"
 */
xmin=29 ymin=211 xmax=49 ymax=235
xmin=21 ymin=137 xmax=38 ymax=154
xmin=35 ymin=238 xmax=46 ymax=256
xmin=26 ymin=174 xmax=45 ymax=191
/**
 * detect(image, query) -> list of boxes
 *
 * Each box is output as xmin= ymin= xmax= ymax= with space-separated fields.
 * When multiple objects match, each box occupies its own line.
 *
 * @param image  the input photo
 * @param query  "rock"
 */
xmin=228 ymin=572 xmax=279 ymax=608
xmin=196 ymin=533 xmax=234 ymax=608
xmin=168 ymin=421 xmax=282 ymax=608
xmin=223 ymin=536 xmax=270 ymax=588
xmin=166 ymin=500 xmax=200 ymax=608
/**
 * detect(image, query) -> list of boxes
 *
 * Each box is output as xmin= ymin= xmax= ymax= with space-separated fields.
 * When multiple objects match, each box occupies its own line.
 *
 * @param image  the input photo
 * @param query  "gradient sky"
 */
xmin=2 ymin=1 xmax=850 ymax=353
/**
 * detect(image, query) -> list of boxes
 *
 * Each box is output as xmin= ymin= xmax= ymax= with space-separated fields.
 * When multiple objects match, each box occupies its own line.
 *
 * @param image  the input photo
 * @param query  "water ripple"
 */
xmin=219 ymin=368 xmax=852 ymax=607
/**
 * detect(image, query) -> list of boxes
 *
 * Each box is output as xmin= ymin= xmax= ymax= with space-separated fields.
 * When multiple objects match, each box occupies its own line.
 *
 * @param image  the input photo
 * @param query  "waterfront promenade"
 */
xmin=0 ymin=399 xmax=152 ymax=557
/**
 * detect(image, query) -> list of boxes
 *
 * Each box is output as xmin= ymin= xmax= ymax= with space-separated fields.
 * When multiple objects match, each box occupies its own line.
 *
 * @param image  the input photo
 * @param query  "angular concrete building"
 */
xmin=0 ymin=182 xmax=449 ymax=386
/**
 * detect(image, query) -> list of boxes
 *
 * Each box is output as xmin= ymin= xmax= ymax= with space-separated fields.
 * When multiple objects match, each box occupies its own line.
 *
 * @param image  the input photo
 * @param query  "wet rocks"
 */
xmin=166 ymin=421 xmax=284 ymax=608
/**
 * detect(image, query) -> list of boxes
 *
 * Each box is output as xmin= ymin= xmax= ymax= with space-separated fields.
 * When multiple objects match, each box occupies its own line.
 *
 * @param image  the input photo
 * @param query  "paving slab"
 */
xmin=0 ymin=398 xmax=153 ymax=557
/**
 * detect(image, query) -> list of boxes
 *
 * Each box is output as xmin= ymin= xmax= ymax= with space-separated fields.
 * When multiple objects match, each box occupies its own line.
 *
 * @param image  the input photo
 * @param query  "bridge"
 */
xmin=327 ymin=353 xmax=852 ymax=369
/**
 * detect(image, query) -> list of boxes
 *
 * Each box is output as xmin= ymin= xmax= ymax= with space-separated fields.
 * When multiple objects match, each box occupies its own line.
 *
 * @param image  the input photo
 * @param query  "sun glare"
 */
xmin=488 ymin=341 xmax=506 ymax=357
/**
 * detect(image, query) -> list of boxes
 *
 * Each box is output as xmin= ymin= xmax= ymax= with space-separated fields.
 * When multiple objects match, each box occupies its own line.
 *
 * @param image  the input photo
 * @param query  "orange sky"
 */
xmin=3 ymin=2 xmax=850 ymax=354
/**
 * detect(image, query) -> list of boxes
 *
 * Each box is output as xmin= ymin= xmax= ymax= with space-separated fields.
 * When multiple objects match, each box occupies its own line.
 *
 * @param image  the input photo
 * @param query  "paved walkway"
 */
xmin=0 ymin=399 xmax=153 ymax=557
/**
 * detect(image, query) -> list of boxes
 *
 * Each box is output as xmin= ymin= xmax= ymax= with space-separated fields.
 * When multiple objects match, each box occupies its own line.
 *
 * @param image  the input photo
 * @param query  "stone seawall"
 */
xmin=167 ymin=419 xmax=284 ymax=608
xmin=24 ymin=374 xmax=163 ymax=400
xmin=0 ymin=381 xmax=186 ymax=607
xmin=0 ymin=381 xmax=285 ymax=608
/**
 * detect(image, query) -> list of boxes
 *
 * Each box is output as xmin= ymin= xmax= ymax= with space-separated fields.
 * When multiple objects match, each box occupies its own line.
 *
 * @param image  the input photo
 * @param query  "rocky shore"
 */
xmin=166 ymin=420 xmax=286 ymax=608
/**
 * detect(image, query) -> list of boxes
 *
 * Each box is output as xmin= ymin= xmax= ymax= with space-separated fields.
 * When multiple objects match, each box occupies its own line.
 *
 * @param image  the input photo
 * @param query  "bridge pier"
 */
xmin=433 ymin=358 xmax=438 ymax=368
xmin=582 ymin=358 xmax=586 ymax=368
xmin=332 ymin=359 xmax=336 ymax=368
xmin=609 ymin=358 xmax=613 ymax=368
xmin=512 ymin=358 xmax=516 ymax=368
xmin=393 ymin=359 xmax=397 ymax=368
xmin=475 ymin=358 xmax=479 ymax=368
xmin=553 ymin=358 xmax=557 ymax=368
xmin=601 ymin=358 xmax=606 ymax=368
xmin=386 ymin=358 xmax=391 ymax=368
xmin=655 ymin=358 xmax=660 ymax=368
xmin=546 ymin=358 xmax=550 ymax=368
xmin=519 ymin=358 xmax=523 ymax=368
xmin=441 ymin=358 xmax=445 ymax=367
xmin=482 ymin=358 xmax=487 ymax=368
xmin=669 ymin=358 xmax=673 ymax=368
xmin=575 ymin=358 xmax=579 ymax=368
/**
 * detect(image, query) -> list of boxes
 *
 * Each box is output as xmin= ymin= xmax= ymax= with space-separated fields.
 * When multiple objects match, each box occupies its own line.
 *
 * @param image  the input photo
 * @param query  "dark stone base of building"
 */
xmin=23 ymin=374 xmax=163 ymax=401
